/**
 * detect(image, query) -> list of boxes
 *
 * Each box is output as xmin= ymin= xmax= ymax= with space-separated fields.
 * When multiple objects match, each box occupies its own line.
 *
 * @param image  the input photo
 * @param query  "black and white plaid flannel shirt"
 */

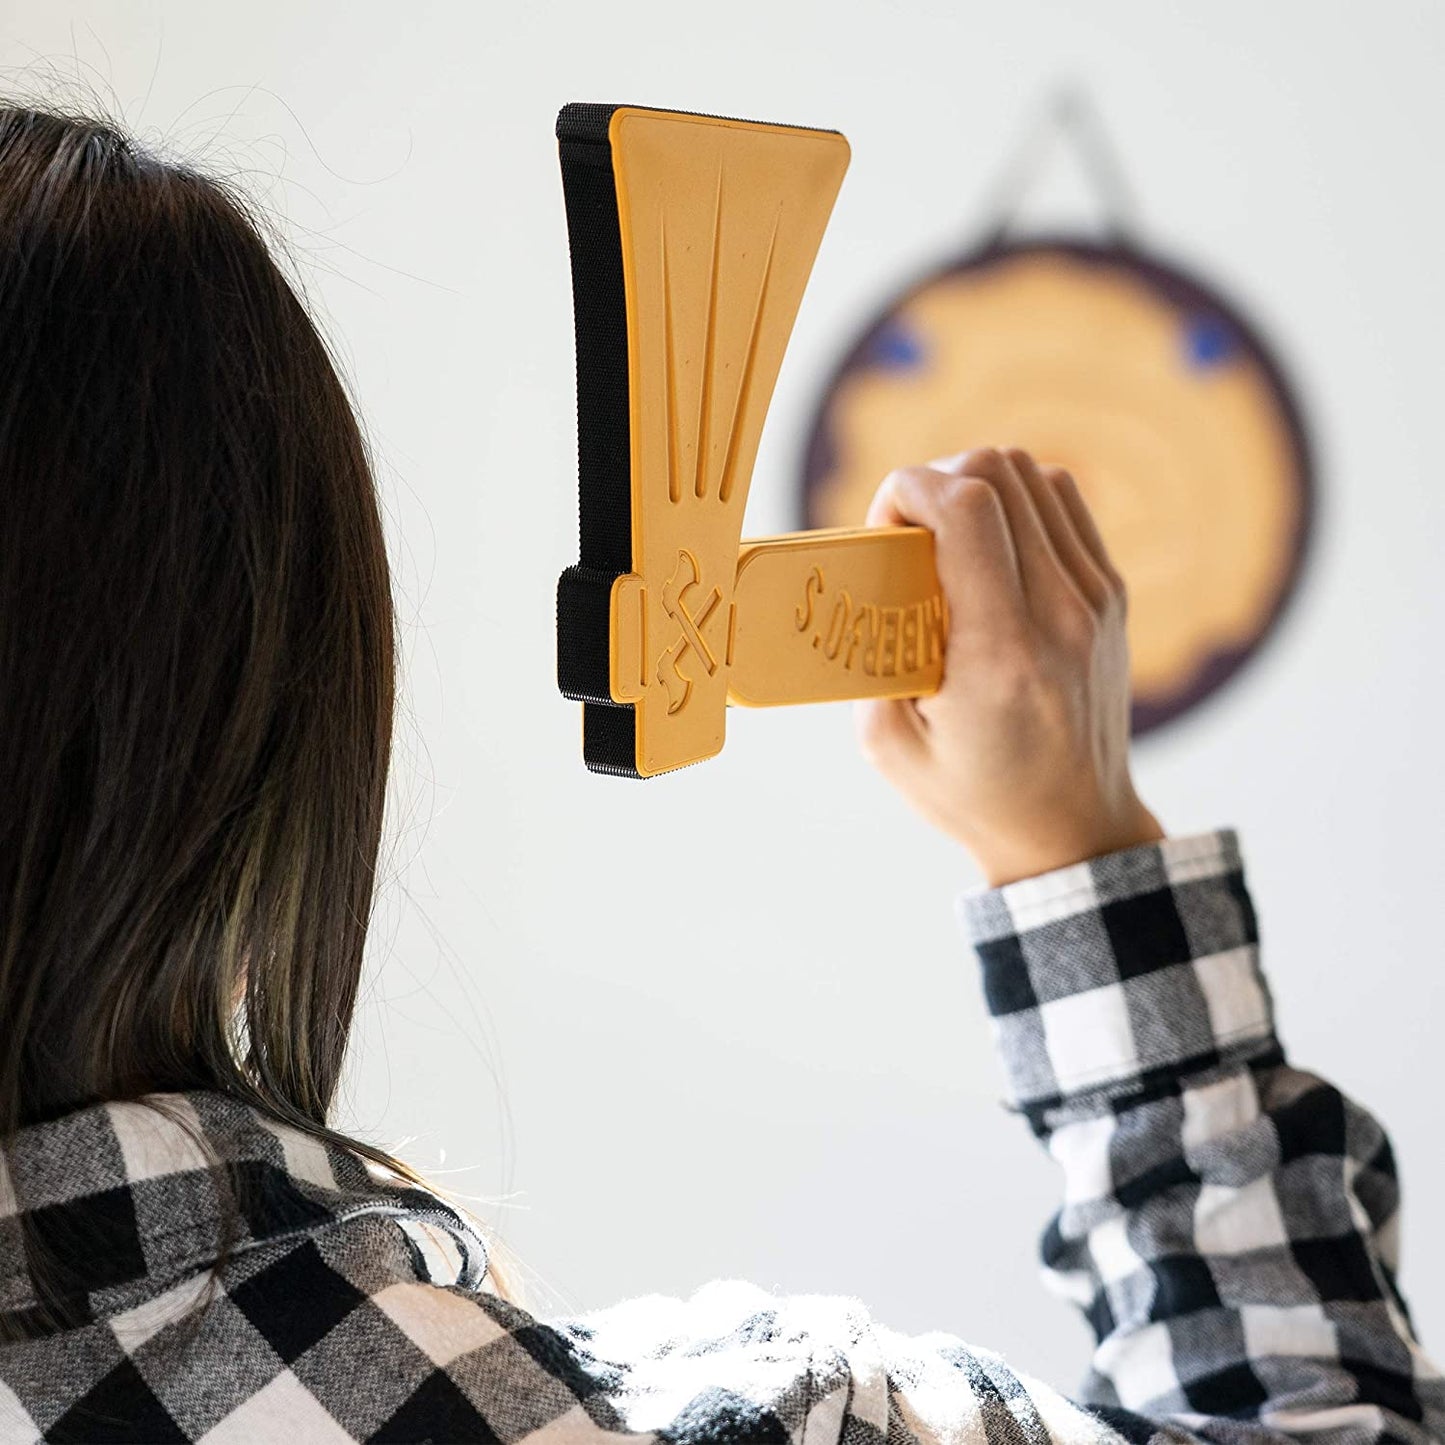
xmin=1 ymin=829 xmax=1440 ymax=1444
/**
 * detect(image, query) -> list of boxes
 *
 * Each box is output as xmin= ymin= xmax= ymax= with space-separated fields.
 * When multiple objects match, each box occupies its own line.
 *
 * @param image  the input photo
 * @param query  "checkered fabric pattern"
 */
xmin=0 ymin=830 xmax=1438 ymax=1444
xmin=962 ymin=829 xmax=1444 ymax=1443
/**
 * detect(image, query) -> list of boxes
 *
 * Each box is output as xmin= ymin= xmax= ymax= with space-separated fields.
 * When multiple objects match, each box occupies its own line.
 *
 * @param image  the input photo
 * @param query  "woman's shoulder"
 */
xmin=197 ymin=1235 xmax=1128 ymax=1445
xmin=0 ymin=1093 xmax=1131 ymax=1444
xmin=6 ymin=1203 xmax=1130 ymax=1445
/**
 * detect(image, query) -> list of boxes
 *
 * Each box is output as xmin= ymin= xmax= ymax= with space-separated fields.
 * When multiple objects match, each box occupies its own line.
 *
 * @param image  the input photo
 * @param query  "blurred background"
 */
xmin=2 ymin=0 xmax=1441 ymax=1391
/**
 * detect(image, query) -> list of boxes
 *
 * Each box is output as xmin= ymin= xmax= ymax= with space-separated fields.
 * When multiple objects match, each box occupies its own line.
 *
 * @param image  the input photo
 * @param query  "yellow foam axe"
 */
xmin=555 ymin=103 xmax=944 ymax=776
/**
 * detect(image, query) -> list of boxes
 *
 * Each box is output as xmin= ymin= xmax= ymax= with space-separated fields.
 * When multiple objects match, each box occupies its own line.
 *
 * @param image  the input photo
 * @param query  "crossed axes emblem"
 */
xmin=657 ymin=549 xmax=723 ymax=715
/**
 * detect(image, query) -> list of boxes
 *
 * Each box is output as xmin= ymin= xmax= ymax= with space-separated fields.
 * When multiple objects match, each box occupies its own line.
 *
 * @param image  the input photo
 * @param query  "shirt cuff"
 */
xmin=957 ymin=829 xmax=1281 ymax=1114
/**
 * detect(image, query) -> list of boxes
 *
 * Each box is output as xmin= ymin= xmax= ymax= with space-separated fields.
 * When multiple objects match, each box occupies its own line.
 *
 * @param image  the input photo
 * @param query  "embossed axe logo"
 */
xmin=658 ymin=550 xmax=724 ymax=714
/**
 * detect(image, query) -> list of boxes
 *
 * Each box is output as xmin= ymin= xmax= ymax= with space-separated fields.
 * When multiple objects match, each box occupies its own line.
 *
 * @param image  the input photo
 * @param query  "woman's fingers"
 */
xmin=926 ymin=447 xmax=1123 ymax=621
xmin=854 ymin=694 xmax=926 ymax=770
xmin=868 ymin=449 xmax=1122 ymax=639
xmin=1043 ymin=464 xmax=1126 ymax=601
xmin=869 ymin=462 xmax=1025 ymax=636
xmin=933 ymin=448 xmax=1079 ymax=615
xmin=863 ymin=466 xmax=912 ymax=527
xmin=856 ymin=458 xmax=1029 ymax=773
xmin=1006 ymin=449 xmax=1112 ymax=613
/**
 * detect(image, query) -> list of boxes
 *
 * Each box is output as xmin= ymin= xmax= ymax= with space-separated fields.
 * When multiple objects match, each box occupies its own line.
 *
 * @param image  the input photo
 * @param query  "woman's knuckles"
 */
xmin=1108 ymin=569 xmax=1129 ymax=615
xmin=954 ymin=445 xmax=1009 ymax=480
xmin=854 ymin=699 xmax=914 ymax=766
xmin=933 ymin=474 xmax=1001 ymax=532
xmin=1052 ymin=594 xmax=1101 ymax=654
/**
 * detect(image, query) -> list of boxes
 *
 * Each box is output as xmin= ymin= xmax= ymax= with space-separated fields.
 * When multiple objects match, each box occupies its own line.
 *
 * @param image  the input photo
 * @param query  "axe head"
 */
xmin=555 ymin=103 xmax=851 ymax=777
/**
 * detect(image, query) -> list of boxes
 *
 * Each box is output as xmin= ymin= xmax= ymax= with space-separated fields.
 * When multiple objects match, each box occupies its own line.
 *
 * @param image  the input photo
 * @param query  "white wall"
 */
xmin=3 ymin=0 xmax=1441 ymax=1392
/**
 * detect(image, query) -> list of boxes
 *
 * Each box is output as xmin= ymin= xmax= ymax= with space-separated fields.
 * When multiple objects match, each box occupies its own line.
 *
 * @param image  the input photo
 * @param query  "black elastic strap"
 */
xmin=555 ymin=102 xmax=638 ymax=775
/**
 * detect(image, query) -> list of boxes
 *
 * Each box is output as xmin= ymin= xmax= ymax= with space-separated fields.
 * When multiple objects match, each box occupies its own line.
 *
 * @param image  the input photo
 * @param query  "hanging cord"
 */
xmin=975 ymin=84 xmax=1142 ymax=249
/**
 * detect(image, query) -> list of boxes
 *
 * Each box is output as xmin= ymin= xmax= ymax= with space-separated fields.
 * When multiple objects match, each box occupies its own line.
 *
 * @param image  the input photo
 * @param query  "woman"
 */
xmin=0 ymin=103 xmax=1437 ymax=1445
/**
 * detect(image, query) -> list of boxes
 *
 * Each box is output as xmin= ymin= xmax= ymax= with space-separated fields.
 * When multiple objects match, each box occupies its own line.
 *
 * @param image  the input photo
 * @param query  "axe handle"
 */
xmin=602 ymin=525 xmax=943 ymax=771
xmin=727 ymin=525 xmax=944 ymax=706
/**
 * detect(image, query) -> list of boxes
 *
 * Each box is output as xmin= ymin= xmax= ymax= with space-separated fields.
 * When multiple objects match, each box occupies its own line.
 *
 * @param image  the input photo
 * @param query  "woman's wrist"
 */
xmin=964 ymin=799 xmax=1165 ymax=889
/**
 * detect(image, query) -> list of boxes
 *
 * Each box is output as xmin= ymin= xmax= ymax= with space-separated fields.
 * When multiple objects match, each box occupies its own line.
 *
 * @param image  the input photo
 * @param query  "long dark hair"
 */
xmin=0 ymin=103 xmax=444 ymax=1322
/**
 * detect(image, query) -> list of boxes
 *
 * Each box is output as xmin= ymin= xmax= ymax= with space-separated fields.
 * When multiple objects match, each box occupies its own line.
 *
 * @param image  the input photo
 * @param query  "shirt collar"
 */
xmin=0 ymin=1089 xmax=487 ymax=1327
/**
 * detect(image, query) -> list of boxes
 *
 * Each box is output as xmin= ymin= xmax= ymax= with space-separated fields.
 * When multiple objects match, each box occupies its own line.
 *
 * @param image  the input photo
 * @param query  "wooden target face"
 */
xmin=800 ymin=240 xmax=1313 ymax=733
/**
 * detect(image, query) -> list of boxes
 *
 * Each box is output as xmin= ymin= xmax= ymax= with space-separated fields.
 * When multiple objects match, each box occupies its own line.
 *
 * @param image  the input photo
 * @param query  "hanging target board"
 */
xmin=799 ymin=130 xmax=1314 ymax=735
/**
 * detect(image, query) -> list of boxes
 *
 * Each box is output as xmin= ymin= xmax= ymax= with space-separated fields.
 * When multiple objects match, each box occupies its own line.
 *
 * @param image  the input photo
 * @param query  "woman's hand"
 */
xmin=856 ymin=447 xmax=1163 ymax=887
